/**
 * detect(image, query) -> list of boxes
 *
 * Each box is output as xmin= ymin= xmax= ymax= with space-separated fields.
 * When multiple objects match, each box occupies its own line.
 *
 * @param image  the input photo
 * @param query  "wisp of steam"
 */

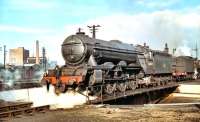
xmin=0 ymin=84 xmax=96 ymax=109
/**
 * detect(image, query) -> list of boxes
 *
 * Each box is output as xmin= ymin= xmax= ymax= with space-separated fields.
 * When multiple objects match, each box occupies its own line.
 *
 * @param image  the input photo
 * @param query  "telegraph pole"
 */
xmin=87 ymin=25 xmax=100 ymax=38
xmin=3 ymin=45 xmax=6 ymax=69
xmin=196 ymin=41 xmax=198 ymax=60
xmin=192 ymin=41 xmax=198 ymax=60
xmin=42 ymin=47 xmax=47 ymax=72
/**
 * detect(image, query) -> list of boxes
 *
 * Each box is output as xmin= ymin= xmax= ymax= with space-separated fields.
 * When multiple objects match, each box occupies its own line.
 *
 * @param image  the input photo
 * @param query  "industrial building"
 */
xmin=8 ymin=40 xmax=46 ymax=66
xmin=9 ymin=47 xmax=29 ymax=66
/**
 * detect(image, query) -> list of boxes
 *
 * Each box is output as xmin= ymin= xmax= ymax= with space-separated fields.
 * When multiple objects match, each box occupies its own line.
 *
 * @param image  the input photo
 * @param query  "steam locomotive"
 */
xmin=42 ymin=31 xmax=197 ymax=95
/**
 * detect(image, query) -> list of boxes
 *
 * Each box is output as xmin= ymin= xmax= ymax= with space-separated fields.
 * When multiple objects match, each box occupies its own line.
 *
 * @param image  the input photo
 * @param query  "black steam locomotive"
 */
xmin=43 ymin=31 xmax=196 ymax=95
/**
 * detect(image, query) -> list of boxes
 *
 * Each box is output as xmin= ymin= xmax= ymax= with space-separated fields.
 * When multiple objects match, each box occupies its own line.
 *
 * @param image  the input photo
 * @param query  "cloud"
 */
xmin=178 ymin=13 xmax=200 ymax=28
xmin=0 ymin=25 xmax=53 ymax=33
xmin=61 ymin=10 xmax=200 ymax=58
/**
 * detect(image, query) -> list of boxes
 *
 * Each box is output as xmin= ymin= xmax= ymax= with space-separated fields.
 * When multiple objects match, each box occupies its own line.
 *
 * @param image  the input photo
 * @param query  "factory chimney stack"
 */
xmin=36 ymin=40 xmax=39 ymax=64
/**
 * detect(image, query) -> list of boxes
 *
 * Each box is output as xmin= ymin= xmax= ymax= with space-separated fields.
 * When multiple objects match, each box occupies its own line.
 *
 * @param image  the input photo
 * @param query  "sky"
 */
xmin=0 ymin=0 xmax=200 ymax=64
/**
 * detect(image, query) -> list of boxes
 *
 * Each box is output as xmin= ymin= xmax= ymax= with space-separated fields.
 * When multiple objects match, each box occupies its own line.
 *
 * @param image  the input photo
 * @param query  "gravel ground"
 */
xmin=4 ymin=105 xmax=200 ymax=122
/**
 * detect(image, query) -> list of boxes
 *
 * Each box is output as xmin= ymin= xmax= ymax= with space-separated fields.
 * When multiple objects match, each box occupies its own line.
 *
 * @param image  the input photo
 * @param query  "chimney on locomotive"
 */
xmin=164 ymin=43 xmax=169 ymax=53
xmin=144 ymin=43 xmax=146 ymax=47
xmin=143 ymin=42 xmax=149 ymax=48
xmin=76 ymin=28 xmax=85 ymax=35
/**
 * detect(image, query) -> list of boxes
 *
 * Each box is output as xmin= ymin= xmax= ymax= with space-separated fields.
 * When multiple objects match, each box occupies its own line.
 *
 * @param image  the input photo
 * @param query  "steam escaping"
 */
xmin=48 ymin=88 xmax=96 ymax=109
xmin=0 ymin=68 xmax=24 ymax=89
xmin=24 ymin=85 xmax=91 ymax=109
xmin=172 ymin=39 xmax=191 ymax=56
xmin=0 ymin=65 xmax=44 ymax=90
xmin=0 ymin=85 xmax=96 ymax=109
xmin=174 ymin=46 xmax=192 ymax=57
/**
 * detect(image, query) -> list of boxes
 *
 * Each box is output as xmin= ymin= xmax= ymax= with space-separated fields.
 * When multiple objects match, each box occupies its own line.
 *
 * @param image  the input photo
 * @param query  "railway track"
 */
xmin=0 ymin=101 xmax=49 ymax=119
xmin=89 ymin=82 xmax=179 ymax=104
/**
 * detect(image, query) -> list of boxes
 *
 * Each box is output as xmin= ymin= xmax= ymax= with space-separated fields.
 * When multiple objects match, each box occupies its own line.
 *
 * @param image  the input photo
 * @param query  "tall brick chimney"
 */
xmin=36 ymin=40 xmax=39 ymax=64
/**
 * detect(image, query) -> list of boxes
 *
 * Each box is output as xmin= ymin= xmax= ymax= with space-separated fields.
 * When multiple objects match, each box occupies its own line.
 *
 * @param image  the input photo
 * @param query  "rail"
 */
xmin=0 ymin=102 xmax=49 ymax=119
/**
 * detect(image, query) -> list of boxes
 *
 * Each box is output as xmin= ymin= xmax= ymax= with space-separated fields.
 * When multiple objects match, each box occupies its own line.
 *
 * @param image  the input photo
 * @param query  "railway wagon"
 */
xmin=172 ymin=56 xmax=195 ymax=80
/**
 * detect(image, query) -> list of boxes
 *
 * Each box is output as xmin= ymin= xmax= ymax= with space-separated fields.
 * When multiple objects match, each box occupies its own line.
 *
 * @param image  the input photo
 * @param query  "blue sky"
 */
xmin=0 ymin=0 xmax=200 ymax=64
